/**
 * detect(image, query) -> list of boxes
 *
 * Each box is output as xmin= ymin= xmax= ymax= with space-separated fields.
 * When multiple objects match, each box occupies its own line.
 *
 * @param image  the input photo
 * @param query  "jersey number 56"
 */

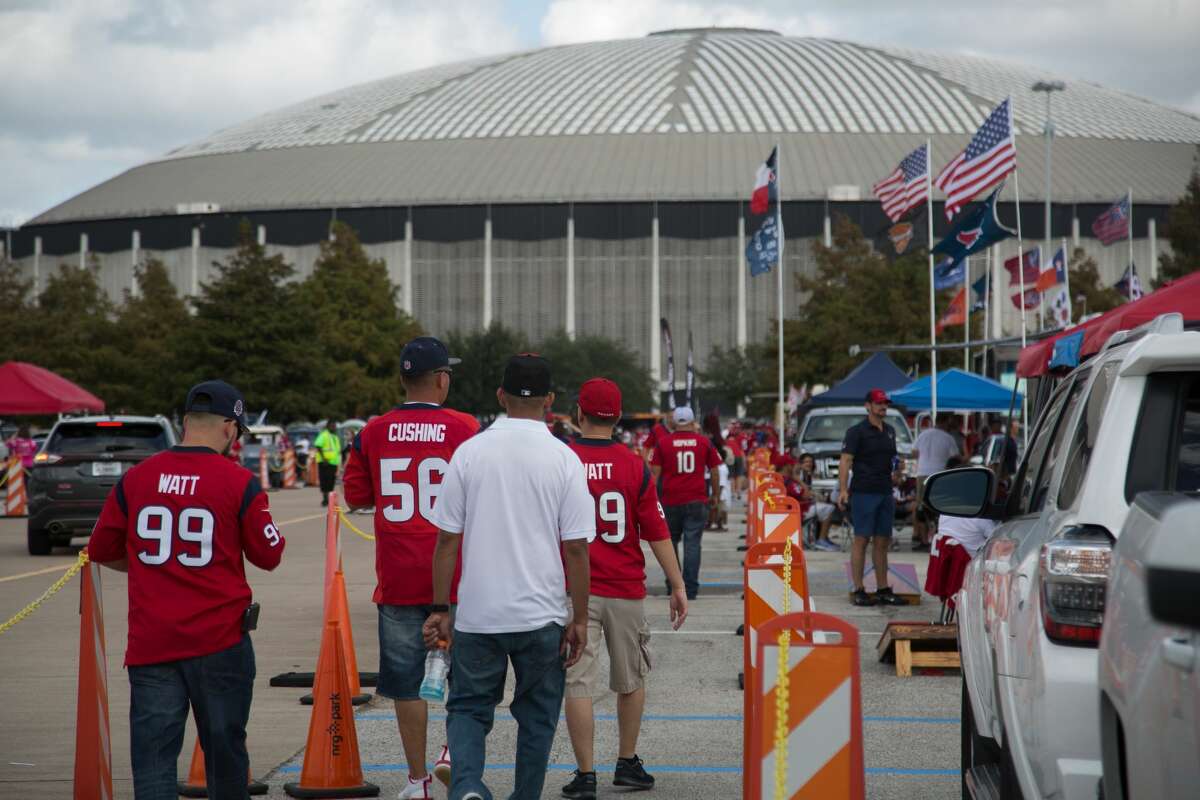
xmin=380 ymin=457 xmax=449 ymax=523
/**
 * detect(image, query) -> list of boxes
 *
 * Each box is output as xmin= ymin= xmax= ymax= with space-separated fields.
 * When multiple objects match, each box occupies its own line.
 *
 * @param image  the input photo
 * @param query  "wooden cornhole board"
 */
xmin=876 ymin=622 xmax=961 ymax=677
xmin=842 ymin=562 xmax=922 ymax=605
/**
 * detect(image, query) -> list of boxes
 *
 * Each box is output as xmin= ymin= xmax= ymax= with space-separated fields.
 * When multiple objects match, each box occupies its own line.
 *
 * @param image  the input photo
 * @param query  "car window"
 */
xmin=1032 ymin=372 xmax=1091 ymax=512
xmin=1012 ymin=377 xmax=1076 ymax=516
xmin=1058 ymin=361 xmax=1121 ymax=508
xmin=1175 ymin=378 xmax=1200 ymax=492
xmin=1126 ymin=372 xmax=1200 ymax=499
xmin=47 ymin=422 xmax=170 ymax=454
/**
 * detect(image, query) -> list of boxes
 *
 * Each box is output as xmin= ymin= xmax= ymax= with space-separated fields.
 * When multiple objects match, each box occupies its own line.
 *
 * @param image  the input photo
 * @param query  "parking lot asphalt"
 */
xmin=0 ymin=487 xmax=959 ymax=799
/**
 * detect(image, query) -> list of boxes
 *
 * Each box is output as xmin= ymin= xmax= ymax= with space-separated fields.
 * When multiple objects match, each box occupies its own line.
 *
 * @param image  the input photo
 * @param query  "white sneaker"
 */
xmin=433 ymin=744 xmax=451 ymax=787
xmin=397 ymin=773 xmax=432 ymax=799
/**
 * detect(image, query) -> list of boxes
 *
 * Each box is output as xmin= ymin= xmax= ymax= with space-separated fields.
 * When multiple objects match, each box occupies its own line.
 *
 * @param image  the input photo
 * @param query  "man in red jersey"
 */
xmin=343 ymin=336 xmax=479 ymax=799
xmin=88 ymin=380 xmax=285 ymax=800
xmin=649 ymin=407 xmax=720 ymax=600
xmin=560 ymin=379 xmax=687 ymax=800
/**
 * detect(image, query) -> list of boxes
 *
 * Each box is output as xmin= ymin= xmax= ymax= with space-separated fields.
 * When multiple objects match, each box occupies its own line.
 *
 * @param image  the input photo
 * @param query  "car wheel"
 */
xmin=27 ymin=526 xmax=52 ymax=556
xmin=961 ymin=679 xmax=1000 ymax=799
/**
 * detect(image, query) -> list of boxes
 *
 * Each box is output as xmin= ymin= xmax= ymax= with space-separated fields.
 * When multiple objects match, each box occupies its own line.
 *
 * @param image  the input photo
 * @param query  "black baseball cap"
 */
xmin=400 ymin=336 xmax=461 ymax=376
xmin=185 ymin=380 xmax=248 ymax=432
xmin=502 ymin=353 xmax=552 ymax=398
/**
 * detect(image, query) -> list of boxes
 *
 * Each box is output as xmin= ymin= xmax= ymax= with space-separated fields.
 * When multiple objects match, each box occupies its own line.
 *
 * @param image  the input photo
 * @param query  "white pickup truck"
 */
xmin=922 ymin=314 xmax=1200 ymax=800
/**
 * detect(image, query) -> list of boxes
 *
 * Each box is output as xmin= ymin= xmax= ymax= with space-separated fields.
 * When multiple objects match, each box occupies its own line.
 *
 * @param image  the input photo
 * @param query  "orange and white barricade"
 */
xmin=743 ymin=539 xmax=811 ymax=774
xmin=5 ymin=457 xmax=27 ymax=516
xmin=281 ymin=449 xmax=298 ymax=489
xmin=760 ymin=495 xmax=801 ymax=546
xmin=258 ymin=449 xmax=272 ymax=491
xmin=750 ymin=483 xmax=789 ymax=547
xmin=747 ymin=612 xmax=865 ymax=800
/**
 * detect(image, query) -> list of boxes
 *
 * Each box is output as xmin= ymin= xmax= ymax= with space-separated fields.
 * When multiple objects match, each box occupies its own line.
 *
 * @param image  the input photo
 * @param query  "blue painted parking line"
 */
xmin=278 ymin=763 xmax=958 ymax=777
xmin=357 ymin=712 xmax=957 ymax=724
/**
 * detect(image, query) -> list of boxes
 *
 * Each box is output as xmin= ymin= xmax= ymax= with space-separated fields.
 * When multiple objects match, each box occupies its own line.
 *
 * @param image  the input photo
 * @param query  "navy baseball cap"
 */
xmin=502 ymin=353 xmax=552 ymax=398
xmin=400 ymin=336 xmax=461 ymax=376
xmin=185 ymin=380 xmax=248 ymax=432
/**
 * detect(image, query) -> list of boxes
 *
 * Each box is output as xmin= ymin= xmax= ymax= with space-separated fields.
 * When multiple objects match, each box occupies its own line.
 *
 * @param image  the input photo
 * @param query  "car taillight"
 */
xmin=1039 ymin=525 xmax=1113 ymax=646
xmin=33 ymin=453 xmax=62 ymax=464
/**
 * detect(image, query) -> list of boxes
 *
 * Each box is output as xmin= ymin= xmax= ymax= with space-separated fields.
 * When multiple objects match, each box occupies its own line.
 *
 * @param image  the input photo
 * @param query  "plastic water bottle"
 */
xmin=419 ymin=646 xmax=450 ymax=702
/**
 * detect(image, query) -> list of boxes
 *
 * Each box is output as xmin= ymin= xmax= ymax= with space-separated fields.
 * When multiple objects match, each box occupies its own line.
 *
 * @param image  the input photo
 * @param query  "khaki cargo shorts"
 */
xmin=565 ymin=596 xmax=651 ymax=698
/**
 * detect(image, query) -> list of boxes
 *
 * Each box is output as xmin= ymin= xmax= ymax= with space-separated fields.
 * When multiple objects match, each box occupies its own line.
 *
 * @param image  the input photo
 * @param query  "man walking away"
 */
xmin=911 ymin=413 xmax=962 ymax=550
xmin=424 ymin=354 xmax=594 ymax=800
xmin=313 ymin=419 xmax=341 ymax=506
xmin=649 ymin=407 xmax=720 ymax=600
xmin=563 ymin=379 xmax=688 ymax=800
xmin=837 ymin=390 xmax=906 ymax=606
xmin=343 ymin=336 xmax=479 ymax=799
xmin=88 ymin=380 xmax=286 ymax=799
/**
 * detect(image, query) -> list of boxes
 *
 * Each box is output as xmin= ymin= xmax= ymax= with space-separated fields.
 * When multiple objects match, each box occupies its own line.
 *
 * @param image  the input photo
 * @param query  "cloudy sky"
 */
xmin=2 ymin=0 xmax=1197 ymax=225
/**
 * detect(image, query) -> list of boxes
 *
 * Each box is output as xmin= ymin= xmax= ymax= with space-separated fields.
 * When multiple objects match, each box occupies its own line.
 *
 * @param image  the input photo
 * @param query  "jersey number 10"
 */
xmin=676 ymin=450 xmax=696 ymax=473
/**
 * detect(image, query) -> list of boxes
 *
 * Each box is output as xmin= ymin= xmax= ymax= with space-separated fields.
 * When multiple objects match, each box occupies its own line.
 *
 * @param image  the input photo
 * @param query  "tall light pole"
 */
xmin=1033 ymin=80 xmax=1066 ymax=323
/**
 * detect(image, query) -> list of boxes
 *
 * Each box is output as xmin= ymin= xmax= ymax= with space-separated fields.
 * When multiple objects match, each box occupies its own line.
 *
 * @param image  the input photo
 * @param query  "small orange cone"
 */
xmin=302 ymin=569 xmax=370 ymax=706
xmin=285 ymin=620 xmax=379 ymax=798
xmin=73 ymin=560 xmax=113 ymax=800
xmin=307 ymin=456 xmax=319 ymax=487
xmin=177 ymin=735 xmax=268 ymax=796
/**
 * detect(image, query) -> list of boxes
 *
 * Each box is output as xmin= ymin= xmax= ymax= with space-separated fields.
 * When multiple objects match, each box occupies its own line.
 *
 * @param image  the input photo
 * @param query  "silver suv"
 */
xmin=923 ymin=314 xmax=1200 ymax=800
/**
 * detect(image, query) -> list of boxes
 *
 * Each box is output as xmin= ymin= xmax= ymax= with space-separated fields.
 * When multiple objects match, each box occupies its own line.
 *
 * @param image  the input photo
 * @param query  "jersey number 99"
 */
xmin=380 ymin=457 xmax=449 ymax=523
xmin=587 ymin=490 xmax=626 ymax=544
xmin=136 ymin=506 xmax=214 ymax=568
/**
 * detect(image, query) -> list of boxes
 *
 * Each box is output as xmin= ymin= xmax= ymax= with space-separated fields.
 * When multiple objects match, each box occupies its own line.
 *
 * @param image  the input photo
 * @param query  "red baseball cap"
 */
xmin=578 ymin=378 xmax=622 ymax=419
xmin=866 ymin=388 xmax=890 ymax=405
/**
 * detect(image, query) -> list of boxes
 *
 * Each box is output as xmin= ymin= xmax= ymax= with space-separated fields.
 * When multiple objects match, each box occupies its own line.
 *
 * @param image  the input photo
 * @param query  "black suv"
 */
xmin=26 ymin=416 xmax=177 ymax=555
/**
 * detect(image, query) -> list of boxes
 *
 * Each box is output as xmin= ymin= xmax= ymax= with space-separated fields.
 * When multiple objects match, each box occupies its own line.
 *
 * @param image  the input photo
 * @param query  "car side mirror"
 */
xmin=922 ymin=467 xmax=996 ymax=518
xmin=1146 ymin=503 xmax=1200 ymax=629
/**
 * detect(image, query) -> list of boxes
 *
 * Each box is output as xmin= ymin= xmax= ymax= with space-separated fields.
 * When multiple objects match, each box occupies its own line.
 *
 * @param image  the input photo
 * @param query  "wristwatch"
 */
xmin=430 ymin=603 xmax=450 ymax=613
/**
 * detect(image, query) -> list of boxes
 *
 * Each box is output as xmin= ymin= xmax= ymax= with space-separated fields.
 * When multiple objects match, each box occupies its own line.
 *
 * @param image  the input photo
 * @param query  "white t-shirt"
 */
xmin=431 ymin=417 xmax=596 ymax=633
xmin=914 ymin=427 xmax=960 ymax=477
xmin=937 ymin=515 xmax=999 ymax=556
xmin=718 ymin=463 xmax=730 ymax=504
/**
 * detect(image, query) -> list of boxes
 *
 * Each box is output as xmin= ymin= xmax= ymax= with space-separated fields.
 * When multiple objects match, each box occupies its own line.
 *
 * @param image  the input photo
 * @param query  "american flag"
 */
xmin=934 ymin=98 xmax=1017 ymax=220
xmin=1091 ymin=194 xmax=1131 ymax=245
xmin=872 ymin=143 xmax=929 ymax=222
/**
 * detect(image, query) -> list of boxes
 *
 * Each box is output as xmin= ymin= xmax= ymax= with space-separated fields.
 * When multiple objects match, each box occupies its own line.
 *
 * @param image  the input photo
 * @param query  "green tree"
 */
xmin=537 ymin=331 xmax=655 ymax=414
xmin=0 ymin=259 xmax=36 ymax=363
xmin=107 ymin=258 xmax=194 ymax=414
xmin=295 ymin=222 xmax=423 ymax=419
xmin=1157 ymin=150 xmax=1200 ymax=287
xmin=699 ymin=344 xmax=764 ymax=414
xmin=1069 ymin=248 xmax=1123 ymax=319
xmin=443 ymin=322 xmax=530 ymax=416
xmin=179 ymin=222 xmax=310 ymax=420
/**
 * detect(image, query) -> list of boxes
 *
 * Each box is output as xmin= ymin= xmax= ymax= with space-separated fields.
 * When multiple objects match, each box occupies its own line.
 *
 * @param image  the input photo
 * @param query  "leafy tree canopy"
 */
xmin=1157 ymin=149 xmax=1200 ymax=287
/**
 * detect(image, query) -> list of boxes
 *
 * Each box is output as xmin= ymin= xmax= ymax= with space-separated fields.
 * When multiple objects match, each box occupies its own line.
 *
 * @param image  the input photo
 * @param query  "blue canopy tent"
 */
xmin=888 ymin=369 xmax=1021 ymax=412
xmin=808 ymin=353 xmax=913 ymax=406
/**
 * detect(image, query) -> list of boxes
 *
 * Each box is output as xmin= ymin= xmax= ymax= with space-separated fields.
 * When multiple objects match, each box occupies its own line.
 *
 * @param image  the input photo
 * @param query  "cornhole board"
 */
xmin=842 ymin=562 xmax=922 ymax=605
xmin=876 ymin=622 xmax=960 ymax=677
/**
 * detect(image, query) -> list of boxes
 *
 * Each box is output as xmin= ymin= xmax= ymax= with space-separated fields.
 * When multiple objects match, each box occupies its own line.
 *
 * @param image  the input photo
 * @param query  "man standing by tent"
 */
xmin=837 ymin=390 xmax=906 ymax=606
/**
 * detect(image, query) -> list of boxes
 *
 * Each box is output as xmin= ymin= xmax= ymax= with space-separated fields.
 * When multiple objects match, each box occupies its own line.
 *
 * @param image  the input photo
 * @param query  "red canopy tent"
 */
xmin=1017 ymin=271 xmax=1200 ymax=378
xmin=0 ymin=361 xmax=106 ymax=415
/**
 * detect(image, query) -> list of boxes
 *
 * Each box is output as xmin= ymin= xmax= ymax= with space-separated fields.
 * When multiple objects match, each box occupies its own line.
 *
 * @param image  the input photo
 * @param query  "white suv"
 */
xmin=922 ymin=313 xmax=1200 ymax=800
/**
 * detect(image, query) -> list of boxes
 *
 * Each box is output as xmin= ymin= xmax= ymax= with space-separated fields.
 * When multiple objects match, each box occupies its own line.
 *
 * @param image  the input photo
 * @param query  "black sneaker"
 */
xmin=562 ymin=769 xmax=596 ymax=799
xmin=614 ymin=755 xmax=655 ymax=790
xmin=852 ymin=588 xmax=878 ymax=606
xmin=875 ymin=586 xmax=906 ymax=606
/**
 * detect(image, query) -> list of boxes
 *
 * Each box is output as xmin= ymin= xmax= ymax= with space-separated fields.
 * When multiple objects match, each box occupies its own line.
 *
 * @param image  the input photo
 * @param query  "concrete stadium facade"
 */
xmin=8 ymin=29 xmax=1199 ymax=381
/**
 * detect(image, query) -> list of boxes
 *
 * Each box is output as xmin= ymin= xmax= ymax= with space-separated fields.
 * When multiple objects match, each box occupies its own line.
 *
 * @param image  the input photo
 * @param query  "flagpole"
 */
xmin=1013 ymin=148 xmax=1029 ymax=450
xmin=1062 ymin=237 xmax=1071 ymax=323
xmin=776 ymin=142 xmax=785 ymax=437
xmin=1036 ymin=245 xmax=1045 ymax=332
xmin=964 ymin=255 xmax=971 ymax=370
xmin=1127 ymin=187 xmax=1134 ymax=299
xmin=982 ymin=249 xmax=991 ymax=373
xmin=926 ymin=138 xmax=938 ymax=418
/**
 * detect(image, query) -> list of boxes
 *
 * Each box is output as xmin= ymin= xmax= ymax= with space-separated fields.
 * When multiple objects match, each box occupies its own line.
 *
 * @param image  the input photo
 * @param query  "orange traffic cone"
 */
xmin=5 ymin=457 xmax=27 ymax=516
xmin=73 ymin=560 xmax=113 ymax=800
xmin=177 ymin=735 xmax=268 ymax=796
xmin=282 ymin=448 xmax=298 ymax=489
xmin=284 ymin=620 xmax=379 ymax=798
xmin=302 ymin=569 xmax=370 ymax=706
xmin=306 ymin=456 xmax=319 ymax=487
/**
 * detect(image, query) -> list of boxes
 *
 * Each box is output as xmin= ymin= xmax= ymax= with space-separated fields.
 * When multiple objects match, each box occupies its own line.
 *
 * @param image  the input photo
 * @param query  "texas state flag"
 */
xmin=750 ymin=146 xmax=778 ymax=215
xmin=1036 ymin=245 xmax=1067 ymax=292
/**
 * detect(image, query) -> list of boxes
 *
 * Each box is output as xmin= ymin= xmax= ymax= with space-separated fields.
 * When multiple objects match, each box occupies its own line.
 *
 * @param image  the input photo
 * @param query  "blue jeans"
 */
xmin=664 ymin=502 xmax=707 ymax=598
xmin=378 ymin=604 xmax=455 ymax=701
xmin=128 ymin=635 xmax=255 ymax=800
xmin=447 ymin=623 xmax=565 ymax=800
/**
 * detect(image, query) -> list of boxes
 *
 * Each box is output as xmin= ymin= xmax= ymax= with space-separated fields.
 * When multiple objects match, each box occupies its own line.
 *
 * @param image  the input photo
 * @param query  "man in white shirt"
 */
xmin=423 ymin=353 xmax=594 ymax=800
xmin=912 ymin=414 xmax=963 ymax=550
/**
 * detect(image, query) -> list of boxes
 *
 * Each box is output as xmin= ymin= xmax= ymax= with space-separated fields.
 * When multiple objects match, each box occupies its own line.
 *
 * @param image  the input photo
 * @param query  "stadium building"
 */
xmin=8 ymin=28 xmax=1200 ymax=380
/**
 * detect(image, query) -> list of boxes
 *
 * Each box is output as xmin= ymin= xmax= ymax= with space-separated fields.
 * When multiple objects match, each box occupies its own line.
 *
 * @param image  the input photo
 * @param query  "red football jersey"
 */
xmin=567 ymin=437 xmax=670 ymax=599
xmin=87 ymin=446 xmax=285 ymax=667
xmin=650 ymin=431 xmax=721 ymax=505
xmin=342 ymin=403 xmax=479 ymax=606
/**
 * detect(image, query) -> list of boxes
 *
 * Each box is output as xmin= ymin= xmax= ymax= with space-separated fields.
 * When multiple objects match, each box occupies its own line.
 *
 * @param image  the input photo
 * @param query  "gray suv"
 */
xmin=25 ymin=415 xmax=177 ymax=555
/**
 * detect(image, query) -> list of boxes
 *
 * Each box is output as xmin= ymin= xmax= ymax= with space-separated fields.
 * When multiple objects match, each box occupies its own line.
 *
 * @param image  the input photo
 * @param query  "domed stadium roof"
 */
xmin=32 ymin=29 xmax=1200 ymax=224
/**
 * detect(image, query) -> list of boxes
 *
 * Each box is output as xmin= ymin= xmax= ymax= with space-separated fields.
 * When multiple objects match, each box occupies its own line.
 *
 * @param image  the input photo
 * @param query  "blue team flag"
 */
xmin=933 ymin=257 xmax=965 ymax=289
xmin=971 ymin=272 xmax=990 ymax=311
xmin=931 ymin=184 xmax=1016 ymax=272
xmin=1049 ymin=329 xmax=1085 ymax=371
xmin=746 ymin=148 xmax=782 ymax=276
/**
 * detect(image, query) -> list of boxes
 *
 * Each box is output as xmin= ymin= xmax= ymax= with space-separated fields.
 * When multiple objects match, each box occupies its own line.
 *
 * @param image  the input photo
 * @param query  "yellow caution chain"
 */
xmin=0 ymin=550 xmax=89 ymax=635
xmin=774 ymin=536 xmax=792 ymax=799
xmin=337 ymin=507 xmax=376 ymax=542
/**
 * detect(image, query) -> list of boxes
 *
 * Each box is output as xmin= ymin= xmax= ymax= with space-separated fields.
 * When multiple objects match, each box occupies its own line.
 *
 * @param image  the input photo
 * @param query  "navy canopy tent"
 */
xmin=808 ymin=353 xmax=912 ymax=406
xmin=888 ymin=369 xmax=1020 ymax=412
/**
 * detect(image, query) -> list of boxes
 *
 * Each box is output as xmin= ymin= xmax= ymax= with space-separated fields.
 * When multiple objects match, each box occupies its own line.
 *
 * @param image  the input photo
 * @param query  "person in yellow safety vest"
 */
xmin=312 ymin=420 xmax=342 ymax=507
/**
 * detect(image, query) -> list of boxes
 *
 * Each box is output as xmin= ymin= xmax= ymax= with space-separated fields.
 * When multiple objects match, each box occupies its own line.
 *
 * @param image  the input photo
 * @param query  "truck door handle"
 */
xmin=1161 ymin=636 xmax=1196 ymax=673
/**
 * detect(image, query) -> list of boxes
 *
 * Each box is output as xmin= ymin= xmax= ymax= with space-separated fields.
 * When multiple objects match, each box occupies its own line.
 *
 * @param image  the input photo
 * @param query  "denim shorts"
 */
xmin=850 ymin=492 xmax=895 ymax=538
xmin=377 ymin=604 xmax=452 ymax=701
